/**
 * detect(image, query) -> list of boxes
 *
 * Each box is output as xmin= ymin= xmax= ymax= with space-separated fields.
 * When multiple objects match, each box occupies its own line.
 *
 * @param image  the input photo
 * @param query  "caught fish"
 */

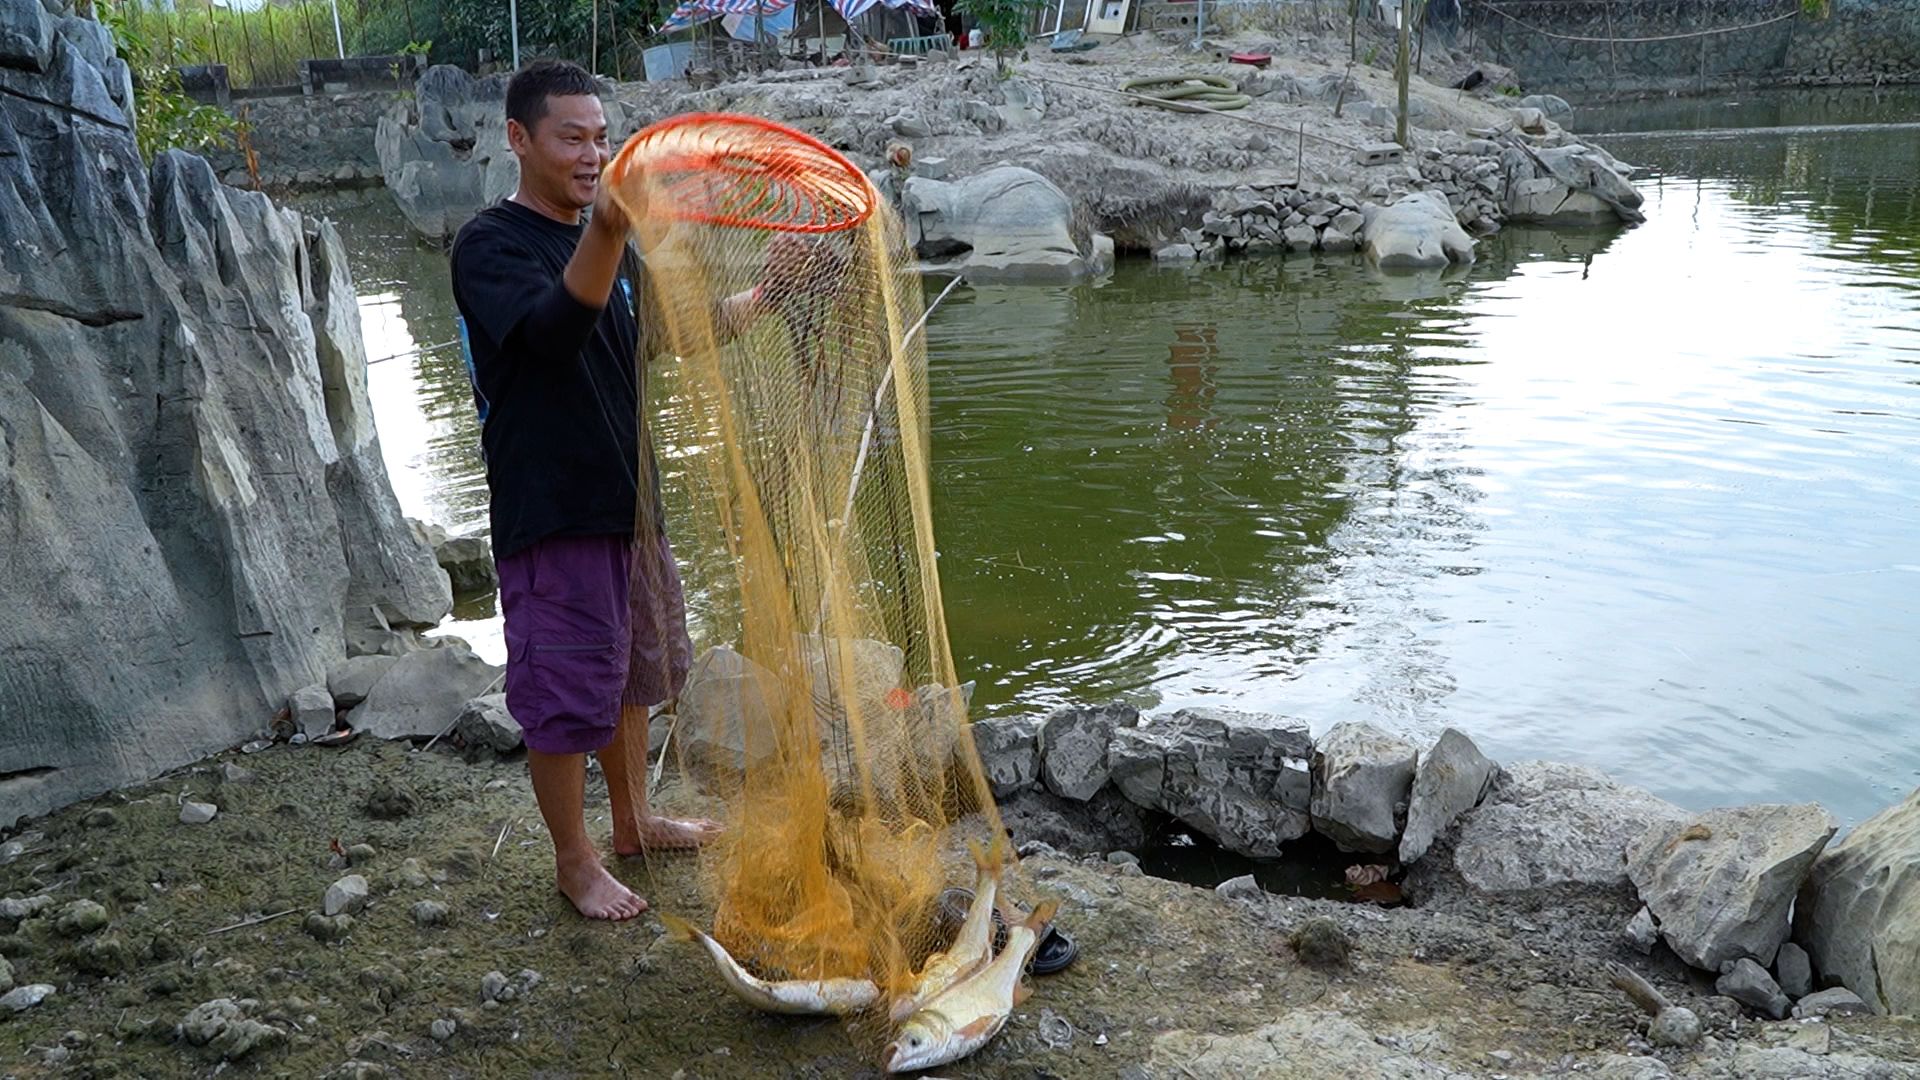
xmin=659 ymin=913 xmax=882 ymax=1016
xmin=882 ymin=900 xmax=1060 ymax=1074
xmin=888 ymin=837 xmax=1004 ymax=1023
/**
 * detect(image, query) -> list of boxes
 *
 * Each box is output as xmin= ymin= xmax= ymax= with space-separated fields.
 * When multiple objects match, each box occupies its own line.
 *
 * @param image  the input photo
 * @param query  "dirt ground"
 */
xmin=3 ymin=737 xmax=1918 ymax=1078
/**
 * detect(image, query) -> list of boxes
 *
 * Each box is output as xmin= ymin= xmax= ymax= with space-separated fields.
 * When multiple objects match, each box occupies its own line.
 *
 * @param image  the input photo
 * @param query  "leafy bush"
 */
xmin=101 ymin=8 xmax=243 ymax=162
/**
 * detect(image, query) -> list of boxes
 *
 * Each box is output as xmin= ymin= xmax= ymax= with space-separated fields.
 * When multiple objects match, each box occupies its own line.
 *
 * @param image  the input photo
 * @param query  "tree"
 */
xmin=955 ymin=0 xmax=1047 ymax=75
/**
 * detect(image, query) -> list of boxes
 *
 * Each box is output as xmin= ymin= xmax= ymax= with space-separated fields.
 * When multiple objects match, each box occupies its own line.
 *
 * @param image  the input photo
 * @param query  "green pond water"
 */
xmin=310 ymin=87 xmax=1920 ymax=827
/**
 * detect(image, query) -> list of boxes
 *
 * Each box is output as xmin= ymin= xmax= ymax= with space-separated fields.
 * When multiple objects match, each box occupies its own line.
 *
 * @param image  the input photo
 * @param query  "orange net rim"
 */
xmin=605 ymin=112 xmax=878 ymax=235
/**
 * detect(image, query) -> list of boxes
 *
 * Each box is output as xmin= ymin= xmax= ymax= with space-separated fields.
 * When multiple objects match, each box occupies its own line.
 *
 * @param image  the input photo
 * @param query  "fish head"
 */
xmin=882 ymin=1010 xmax=954 ymax=1073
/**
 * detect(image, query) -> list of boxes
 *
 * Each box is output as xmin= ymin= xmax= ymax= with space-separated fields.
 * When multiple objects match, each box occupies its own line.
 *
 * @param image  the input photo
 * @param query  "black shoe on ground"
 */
xmin=935 ymin=887 xmax=1077 ymax=975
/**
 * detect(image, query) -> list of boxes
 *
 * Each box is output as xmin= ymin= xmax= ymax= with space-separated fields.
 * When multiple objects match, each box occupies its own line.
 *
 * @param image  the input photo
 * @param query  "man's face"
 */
xmin=508 ymin=93 xmax=609 ymax=211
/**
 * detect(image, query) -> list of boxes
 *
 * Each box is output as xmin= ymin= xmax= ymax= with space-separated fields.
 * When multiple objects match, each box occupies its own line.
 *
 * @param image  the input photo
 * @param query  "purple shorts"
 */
xmin=497 ymin=531 xmax=693 ymax=755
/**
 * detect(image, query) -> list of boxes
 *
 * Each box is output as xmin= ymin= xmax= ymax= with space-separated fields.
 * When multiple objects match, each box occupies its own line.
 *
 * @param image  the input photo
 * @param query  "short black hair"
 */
xmin=505 ymin=59 xmax=601 ymax=133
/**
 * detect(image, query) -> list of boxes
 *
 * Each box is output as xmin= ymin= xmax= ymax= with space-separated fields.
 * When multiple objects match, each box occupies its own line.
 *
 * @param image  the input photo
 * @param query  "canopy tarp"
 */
xmin=661 ymin=0 xmax=932 ymax=34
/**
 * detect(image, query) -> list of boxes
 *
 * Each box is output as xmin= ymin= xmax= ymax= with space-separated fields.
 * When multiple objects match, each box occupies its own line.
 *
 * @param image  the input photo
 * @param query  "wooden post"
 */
xmin=609 ymin=0 xmax=621 ymax=80
xmin=592 ymin=0 xmax=600 ymax=74
xmin=1395 ymin=0 xmax=1410 ymax=148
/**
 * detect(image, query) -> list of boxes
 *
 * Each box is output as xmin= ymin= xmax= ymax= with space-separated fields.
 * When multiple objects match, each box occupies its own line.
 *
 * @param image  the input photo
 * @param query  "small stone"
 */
xmin=887 ymin=113 xmax=932 ymax=138
xmin=303 ymin=913 xmax=354 ymax=942
xmin=323 ymin=875 xmax=370 ymax=917
xmin=430 ymin=1017 xmax=456 ymax=1041
xmin=1775 ymin=942 xmax=1813 ymax=1000
xmin=1153 ymin=243 xmax=1200 ymax=264
xmin=1106 ymin=851 xmax=1140 ymax=866
xmin=221 ymin=763 xmax=256 ymax=784
xmin=1716 ymin=958 xmax=1791 ymax=1020
xmin=1793 ymin=987 xmax=1872 ymax=1019
xmin=290 ymin=684 xmax=336 ymax=739
xmin=2 ymin=983 xmax=55 ymax=1012
xmin=412 ymin=900 xmax=450 ymax=927
xmin=0 ymin=894 xmax=54 ymax=924
xmin=1215 ymin=874 xmax=1262 ymax=901
xmin=1037 ymin=1008 xmax=1073 ymax=1049
xmin=481 ymin=970 xmax=511 ymax=1003
xmin=179 ymin=801 xmax=218 ymax=825
xmin=396 ymin=859 xmax=432 ymax=889
xmin=54 ymin=899 xmax=110 ymax=937
xmin=0 ymin=955 xmax=12 ymax=993
xmin=1488 ymin=1050 xmax=1516 ymax=1065
xmin=1625 ymin=906 xmax=1659 ymax=955
xmin=346 ymin=843 xmax=378 ymax=866
xmin=83 ymin=808 xmax=120 ymax=829
xmin=1290 ymin=918 xmax=1352 ymax=971
xmin=0 ymin=840 xmax=25 ymax=865
xmin=1648 ymin=1006 xmax=1702 ymax=1049
xmin=364 ymin=781 xmax=417 ymax=820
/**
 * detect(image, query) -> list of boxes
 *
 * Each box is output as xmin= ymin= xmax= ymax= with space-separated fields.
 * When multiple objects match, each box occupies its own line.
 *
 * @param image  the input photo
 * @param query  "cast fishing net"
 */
xmin=606 ymin=114 xmax=1009 ymax=1034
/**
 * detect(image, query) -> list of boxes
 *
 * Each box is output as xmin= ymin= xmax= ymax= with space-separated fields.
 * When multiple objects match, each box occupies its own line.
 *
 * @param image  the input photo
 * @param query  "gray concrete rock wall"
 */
xmin=0 ymin=0 xmax=450 ymax=826
xmin=202 ymin=92 xmax=391 ymax=191
xmin=1465 ymin=0 xmax=1920 ymax=94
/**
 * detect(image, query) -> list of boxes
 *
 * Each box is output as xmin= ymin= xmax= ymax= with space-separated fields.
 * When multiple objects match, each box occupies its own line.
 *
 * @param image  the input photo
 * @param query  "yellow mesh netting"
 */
xmin=606 ymin=114 xmax=1007 ymax=1024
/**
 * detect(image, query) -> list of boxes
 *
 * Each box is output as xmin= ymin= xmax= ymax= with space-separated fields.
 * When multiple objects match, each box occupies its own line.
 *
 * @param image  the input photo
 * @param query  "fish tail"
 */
xmin=1022 ymin=899 xmax=1060 ymax=933
xmin=658 ymin=912 xmax=701 ymax=943
xmin=968 ymin=835 xmax=1001 ymax=876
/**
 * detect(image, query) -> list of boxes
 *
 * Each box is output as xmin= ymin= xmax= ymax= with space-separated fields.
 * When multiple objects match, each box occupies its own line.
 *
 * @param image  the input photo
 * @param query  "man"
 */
xmin=450 ymin=60 xmax=756 ymax=920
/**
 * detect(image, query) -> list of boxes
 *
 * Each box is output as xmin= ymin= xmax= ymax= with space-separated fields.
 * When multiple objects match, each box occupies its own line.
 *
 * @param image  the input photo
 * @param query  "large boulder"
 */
xmin=1360 ymin=192 xmax=1475 ymax=269
xmin=1795 ymin=787 xmax=1920 ymax=1014
xmin=1038 ymin=703 xmax=1131 ymax=801
xmin=1109 ymin=708 xmax=1312 ymax=859
xmin=435 ymin=534 xmax=496 ymax=598
xmin=1627 ymin=804 xmax=1837 ymax=972
xmin=346 ymin=642 xmax=501 ymax=740
xmin=1311 ymin=721 xmax=1417 ymax=854
xmin=1398 ymin=728 xmax=1497 ymax=866
xmin=967 ymin=715 xmax=1042 ymax=798
xmin=0 ymin=2 xmax=448 ymax=826
xmin=374 ymin=65 xmax=635 ymax=243
xmin=1412 ymin=761 xmax=1687 ymax=908
xmin=327 ymin=654 xmax=400 ymax=710
xmin=673 ymin=645 xmax=783 ymax=775
xmin=455 ymin=693 xmax=522 ymax=755
xmin=900 ymin=166 xmax=1096 ymax=284
xmin=997 ymin=786 xmax=1155 ymax=855
xmin=1503 ymin=142 xmax=1644 ymax=226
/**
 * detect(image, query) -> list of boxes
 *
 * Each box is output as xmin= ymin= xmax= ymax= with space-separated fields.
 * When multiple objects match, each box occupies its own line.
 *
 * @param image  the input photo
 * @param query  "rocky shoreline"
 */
xmin=371 ymin=34 xmax=1644 ymax=282
xmin=3 ymin=694 xmax=1919 ymax=1077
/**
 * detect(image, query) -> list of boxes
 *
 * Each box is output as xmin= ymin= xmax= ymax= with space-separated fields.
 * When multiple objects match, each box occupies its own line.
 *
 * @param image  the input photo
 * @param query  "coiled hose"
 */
xmin=1121 ymin=74 xmax=1252 ymax=113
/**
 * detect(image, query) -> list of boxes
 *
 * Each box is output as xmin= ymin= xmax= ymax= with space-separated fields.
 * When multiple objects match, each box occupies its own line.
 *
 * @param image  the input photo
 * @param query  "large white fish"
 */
xmin=882 ymin=900 xmax=1060 ymax=1074
xmin=888 ymin=838 xmax=1004 ymax=1023
xmin=660 ymin=913 xmax=882 ymax=1016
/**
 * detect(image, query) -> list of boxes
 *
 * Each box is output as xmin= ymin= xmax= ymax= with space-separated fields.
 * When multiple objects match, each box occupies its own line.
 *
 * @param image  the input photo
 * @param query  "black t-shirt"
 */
xmin=449 ymin=199 xmax=652 ymax=560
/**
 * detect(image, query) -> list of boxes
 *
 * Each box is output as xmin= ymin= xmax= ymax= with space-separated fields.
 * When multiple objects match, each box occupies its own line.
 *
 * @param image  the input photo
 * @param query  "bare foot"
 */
xmin=613 ymin=814 xmax=723 ymax=857
xmin=556 ymin=853 xmax=649 ymax=920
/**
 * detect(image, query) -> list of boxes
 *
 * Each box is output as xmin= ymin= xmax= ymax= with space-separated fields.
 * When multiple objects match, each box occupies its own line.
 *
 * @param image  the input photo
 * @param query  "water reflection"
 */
xmin=1164 ymin=324 xmax=1220 ymax=433
xmin=311 ymin=91 xmax=1920 ymax=822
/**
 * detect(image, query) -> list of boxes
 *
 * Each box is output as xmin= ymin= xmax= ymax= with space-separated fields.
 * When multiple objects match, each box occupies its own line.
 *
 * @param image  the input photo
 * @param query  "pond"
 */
xmin=306 ymin=86 xmax=1920 ymax=826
